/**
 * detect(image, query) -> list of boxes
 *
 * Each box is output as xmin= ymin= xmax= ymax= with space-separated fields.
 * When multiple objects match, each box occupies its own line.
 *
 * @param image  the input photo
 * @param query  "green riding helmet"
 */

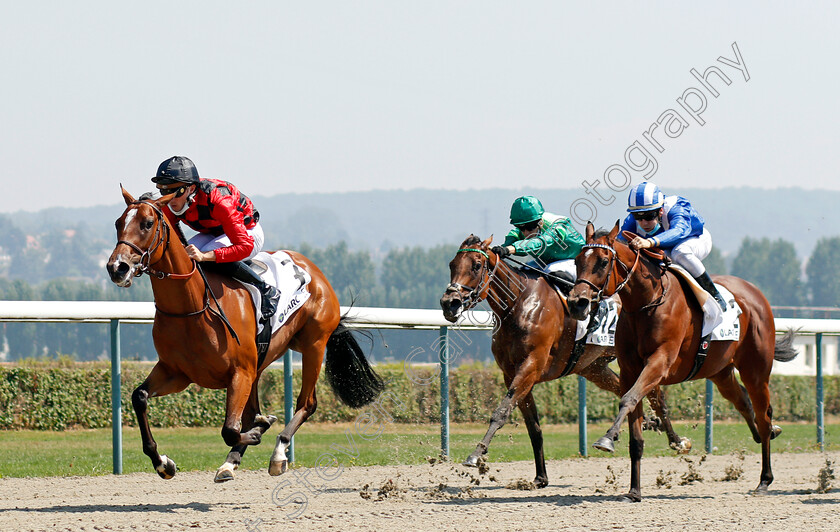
xmin=509 ymin=196 xmax=545 ymax=225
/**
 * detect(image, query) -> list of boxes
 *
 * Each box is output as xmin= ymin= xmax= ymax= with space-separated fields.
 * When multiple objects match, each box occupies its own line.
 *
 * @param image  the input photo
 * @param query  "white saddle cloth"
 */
xmin=669 ymin=265 xmax=742 ymax=340
xmin=575 ymin=297 xmax=620 ymax=346
xmin=238 ymin=251 xmax=312 ymax=334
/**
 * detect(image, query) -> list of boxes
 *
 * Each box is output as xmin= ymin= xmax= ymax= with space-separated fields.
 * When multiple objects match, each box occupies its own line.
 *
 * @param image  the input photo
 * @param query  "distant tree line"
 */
xmin=2 ymin=236 xmax=840 ymax=361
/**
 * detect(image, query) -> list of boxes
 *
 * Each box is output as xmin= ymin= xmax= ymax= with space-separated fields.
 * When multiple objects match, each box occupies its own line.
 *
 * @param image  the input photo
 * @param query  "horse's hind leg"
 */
xmin=737 ymin=362 xmax=776 ymax=492
xmin=131 ymin=363 xmax=191 ymax=479
xmin=215 ymin=381 xmax=277 ymax=483
xmin=709 ymin=365 xmax=761 ymax=443
xmin=645 ymin=386 xmax=691 ymax=453
xmin=269 ymin=338 xmax=327 ymax=476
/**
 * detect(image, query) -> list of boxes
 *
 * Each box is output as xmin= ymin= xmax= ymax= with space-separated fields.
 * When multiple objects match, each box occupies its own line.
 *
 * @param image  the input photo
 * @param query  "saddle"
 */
xmin=545 ymin=270 xmax=575 ymax=295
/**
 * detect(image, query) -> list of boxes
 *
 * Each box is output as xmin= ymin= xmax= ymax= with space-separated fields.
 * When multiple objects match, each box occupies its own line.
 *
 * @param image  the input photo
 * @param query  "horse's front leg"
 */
xmin=621 ymin=401 xmax=646 ymax=502
xmin=464 ymin=363 xmax=537 ymax=470
xmin=593 ymin=353 xmax=670 ymax=453
xmin=221 ymin=369 xmax=260 ymax=448
xmin=518 ymin=391 xmax=548 ymax=488
xmin=215 ymin=380 xmax=277 ymax=483
xmin=131 ymin=363 xmax=190 ymax=479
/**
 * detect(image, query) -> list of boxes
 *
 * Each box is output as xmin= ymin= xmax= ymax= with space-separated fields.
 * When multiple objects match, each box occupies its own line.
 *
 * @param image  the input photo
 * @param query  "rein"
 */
xmin=502 ymin=255 xmax=575 ymax=289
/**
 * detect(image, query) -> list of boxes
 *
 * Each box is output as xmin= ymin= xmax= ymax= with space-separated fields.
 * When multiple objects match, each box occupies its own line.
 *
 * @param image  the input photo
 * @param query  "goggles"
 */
xmin=632 ymin=210 xmax=659 ymax=221
xmin=514 ymin=220 xmax=540 ymax=231
xmin=157 ymin=185 xmax=189 ymax=198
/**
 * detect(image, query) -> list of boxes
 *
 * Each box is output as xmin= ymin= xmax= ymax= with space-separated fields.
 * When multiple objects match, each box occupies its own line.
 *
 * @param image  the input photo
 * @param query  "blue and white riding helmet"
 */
xmin=627 ymin=182 xmax=664 ymax=212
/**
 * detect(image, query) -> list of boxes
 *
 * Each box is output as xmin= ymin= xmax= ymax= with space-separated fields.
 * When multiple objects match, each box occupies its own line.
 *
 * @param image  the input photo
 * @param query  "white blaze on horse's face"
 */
xmin=123 ymin=207 xmax=138 ymax=228
xmin=106 ymin=206 xmax=144 ymax=287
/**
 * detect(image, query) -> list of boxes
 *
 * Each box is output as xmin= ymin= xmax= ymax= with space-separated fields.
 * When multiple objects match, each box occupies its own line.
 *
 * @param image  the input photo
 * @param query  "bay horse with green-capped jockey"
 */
xmin=106 ymin=187 xmax=383 ymax=482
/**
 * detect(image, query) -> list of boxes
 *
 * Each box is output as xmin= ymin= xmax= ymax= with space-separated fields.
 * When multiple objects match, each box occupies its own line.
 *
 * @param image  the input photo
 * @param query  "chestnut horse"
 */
xmin=106 ymin=188 xmax=383 ymax=482
xmin=568 ymin=222 xmax=798 ymax=501
xmin=440 ymin=235 xmax=687 ymax=488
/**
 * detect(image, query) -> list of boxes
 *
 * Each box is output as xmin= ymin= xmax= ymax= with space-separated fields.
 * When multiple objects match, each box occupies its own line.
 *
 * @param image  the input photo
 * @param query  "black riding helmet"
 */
xmin=152 ymin=156 xmax=200 ymax=186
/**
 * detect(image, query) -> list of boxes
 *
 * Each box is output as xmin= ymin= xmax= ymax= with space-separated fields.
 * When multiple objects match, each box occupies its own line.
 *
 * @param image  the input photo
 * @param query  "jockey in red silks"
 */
xmin=151 ymin=156 xmax=280 ymax=319
xmin=620 ymin=181 xmax=727 ymax=311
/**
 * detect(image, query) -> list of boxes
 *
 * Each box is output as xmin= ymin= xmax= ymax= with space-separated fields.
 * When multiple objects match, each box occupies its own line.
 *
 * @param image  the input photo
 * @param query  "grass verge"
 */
xmin=0 ymin=421 xmax=835 ymax=478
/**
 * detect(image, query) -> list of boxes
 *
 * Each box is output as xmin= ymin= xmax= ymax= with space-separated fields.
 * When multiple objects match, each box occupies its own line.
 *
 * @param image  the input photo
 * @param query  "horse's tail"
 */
xmin=774 ymin=328 xmax=799 ymax=362
xmin=324 ymin=318 xmax=385 ymax=408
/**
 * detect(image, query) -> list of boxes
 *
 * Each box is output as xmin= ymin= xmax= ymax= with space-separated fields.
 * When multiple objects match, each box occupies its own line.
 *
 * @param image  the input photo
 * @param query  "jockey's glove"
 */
xmin=491 ymin=245 xmax=510 ymax=258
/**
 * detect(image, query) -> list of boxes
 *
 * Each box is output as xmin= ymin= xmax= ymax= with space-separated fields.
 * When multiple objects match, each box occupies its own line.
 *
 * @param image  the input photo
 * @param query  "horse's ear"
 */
xmin=120 ymin=185 xmax=135 ymax=205
xmin=482 ymin=235 xmax=493 ymax=247
xmin=156 ymin=193 xmax=174 ymax=209
xmin=608 ymin=220 xmax=620 ymax=241
xmin=585 ymin=221 xmax=595 ymax=242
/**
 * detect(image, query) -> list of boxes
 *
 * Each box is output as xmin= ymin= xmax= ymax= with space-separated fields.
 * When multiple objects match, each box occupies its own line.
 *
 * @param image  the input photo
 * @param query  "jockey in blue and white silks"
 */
xmin=619 ymin=181 xmax=727 ymax=311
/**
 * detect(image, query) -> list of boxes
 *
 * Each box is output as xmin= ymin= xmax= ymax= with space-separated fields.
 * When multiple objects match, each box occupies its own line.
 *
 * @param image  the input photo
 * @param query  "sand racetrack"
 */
xmin=1 ymin=451 xmax=839 ymax=531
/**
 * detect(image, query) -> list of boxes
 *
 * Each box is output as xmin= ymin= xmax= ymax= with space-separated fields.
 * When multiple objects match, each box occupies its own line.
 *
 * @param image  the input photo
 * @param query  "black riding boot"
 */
xmin=694 ymin=271 xmax=727 ymax=311
xmin=204 ymin=261 xmax=281 ymax=319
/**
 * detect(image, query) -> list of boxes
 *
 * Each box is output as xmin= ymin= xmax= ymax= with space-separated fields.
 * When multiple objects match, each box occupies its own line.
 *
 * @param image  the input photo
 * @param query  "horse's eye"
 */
xmin=597 ymin=257 xmax=609 ymax=269
xmin=472 ymin=261 xmax=481 ymax=272
xmin=141 ymin=219 xmax=154 ymax=231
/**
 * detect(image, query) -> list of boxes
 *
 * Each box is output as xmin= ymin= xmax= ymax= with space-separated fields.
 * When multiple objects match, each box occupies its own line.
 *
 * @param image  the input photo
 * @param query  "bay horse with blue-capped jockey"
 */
xmin=106 ymin=187 xmax=383 ymax=482
xmin=568 ymin=222 xmax=798 ymax=502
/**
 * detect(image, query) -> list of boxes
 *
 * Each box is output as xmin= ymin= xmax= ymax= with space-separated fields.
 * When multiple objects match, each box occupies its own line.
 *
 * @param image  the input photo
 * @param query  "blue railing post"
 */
xmin=816 ymin=333 xmax=824 ymax=451
xmin=439 ymin=326 xmax=450 ymax=459
xmin=109 ymin=319 xmax=123 ymax=474
xmin=705 ymin=379 xmax=714 ymax=454
xmin=578 ymin=375 xmax=587 ymax=457
xmin=284 ymin=350 xmax=295 ymax=463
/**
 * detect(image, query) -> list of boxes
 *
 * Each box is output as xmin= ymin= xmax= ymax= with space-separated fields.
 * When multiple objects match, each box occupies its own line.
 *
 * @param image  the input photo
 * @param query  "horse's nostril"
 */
xmin=117 ymin=262 xmax=130 ymax=275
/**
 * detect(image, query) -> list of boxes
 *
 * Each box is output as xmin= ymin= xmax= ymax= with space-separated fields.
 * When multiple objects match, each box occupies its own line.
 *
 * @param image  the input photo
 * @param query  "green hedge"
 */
xmin=0 ymin=363 xmax=830 ymax=430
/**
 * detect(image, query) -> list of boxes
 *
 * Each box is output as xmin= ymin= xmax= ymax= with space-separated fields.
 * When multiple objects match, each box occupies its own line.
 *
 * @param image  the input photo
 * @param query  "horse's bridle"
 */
xmin=117 ymin=200 xmax=195 ymax=280
xmin=575 ymin=241 xmax=669 ymax=312
xmin=115 ymin=199 xmax=241 ymax=342
xmin=574 ymin=243 xmax=640 ymax=303
xmin=445 ymin=247 xmax=501 ymax=313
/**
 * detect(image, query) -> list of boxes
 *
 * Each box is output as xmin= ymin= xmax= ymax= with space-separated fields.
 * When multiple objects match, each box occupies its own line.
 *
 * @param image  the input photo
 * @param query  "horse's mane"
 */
xmin=593 ymin=228 xmax=612 ymax=240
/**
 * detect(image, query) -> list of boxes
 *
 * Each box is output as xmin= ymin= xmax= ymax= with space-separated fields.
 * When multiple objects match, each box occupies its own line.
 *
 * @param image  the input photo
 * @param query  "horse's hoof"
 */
xmin=255 ymin=414 xmax=278 ymax=429
xmin=593 ymin=436 xmax=615 ymax=453
xmin=753 ymin=482 xmax=771 ymax=495
xmin=156 ymin=455 xmax=177 ymax=480
xmin=619 ymin=492 xmax=642 ymax=503
xmin=670 ymin=437 xmax=692 ymax=455
xmin=534 ymin=476 xmax=549 ymax=489
xmin=214 ymin=462 xmax=237 ymax=483
xmin=269 ymin=460 xmax=288 ymax=476
xmin=463 ymin=455 xmax=479 ymax=468
xmin=770 ymin=425 xmax=782 ymax=439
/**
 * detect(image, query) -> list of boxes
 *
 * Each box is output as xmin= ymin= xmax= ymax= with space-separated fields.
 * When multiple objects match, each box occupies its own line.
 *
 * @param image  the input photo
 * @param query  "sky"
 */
xmin=0 ymin=2 xmax=838 ymax=214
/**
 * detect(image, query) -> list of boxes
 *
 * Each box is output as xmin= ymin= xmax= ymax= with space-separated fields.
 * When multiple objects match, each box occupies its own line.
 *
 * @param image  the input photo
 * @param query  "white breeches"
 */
xmin=187 ymin=222 xmax=265 ymax=260
xmin=666 ymin=228 xmax=712 ymax=277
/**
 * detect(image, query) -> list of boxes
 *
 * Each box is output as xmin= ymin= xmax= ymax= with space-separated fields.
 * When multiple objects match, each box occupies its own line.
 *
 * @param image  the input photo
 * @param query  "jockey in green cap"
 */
xmin=491 ymin=196 xmax=585 ymax=285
